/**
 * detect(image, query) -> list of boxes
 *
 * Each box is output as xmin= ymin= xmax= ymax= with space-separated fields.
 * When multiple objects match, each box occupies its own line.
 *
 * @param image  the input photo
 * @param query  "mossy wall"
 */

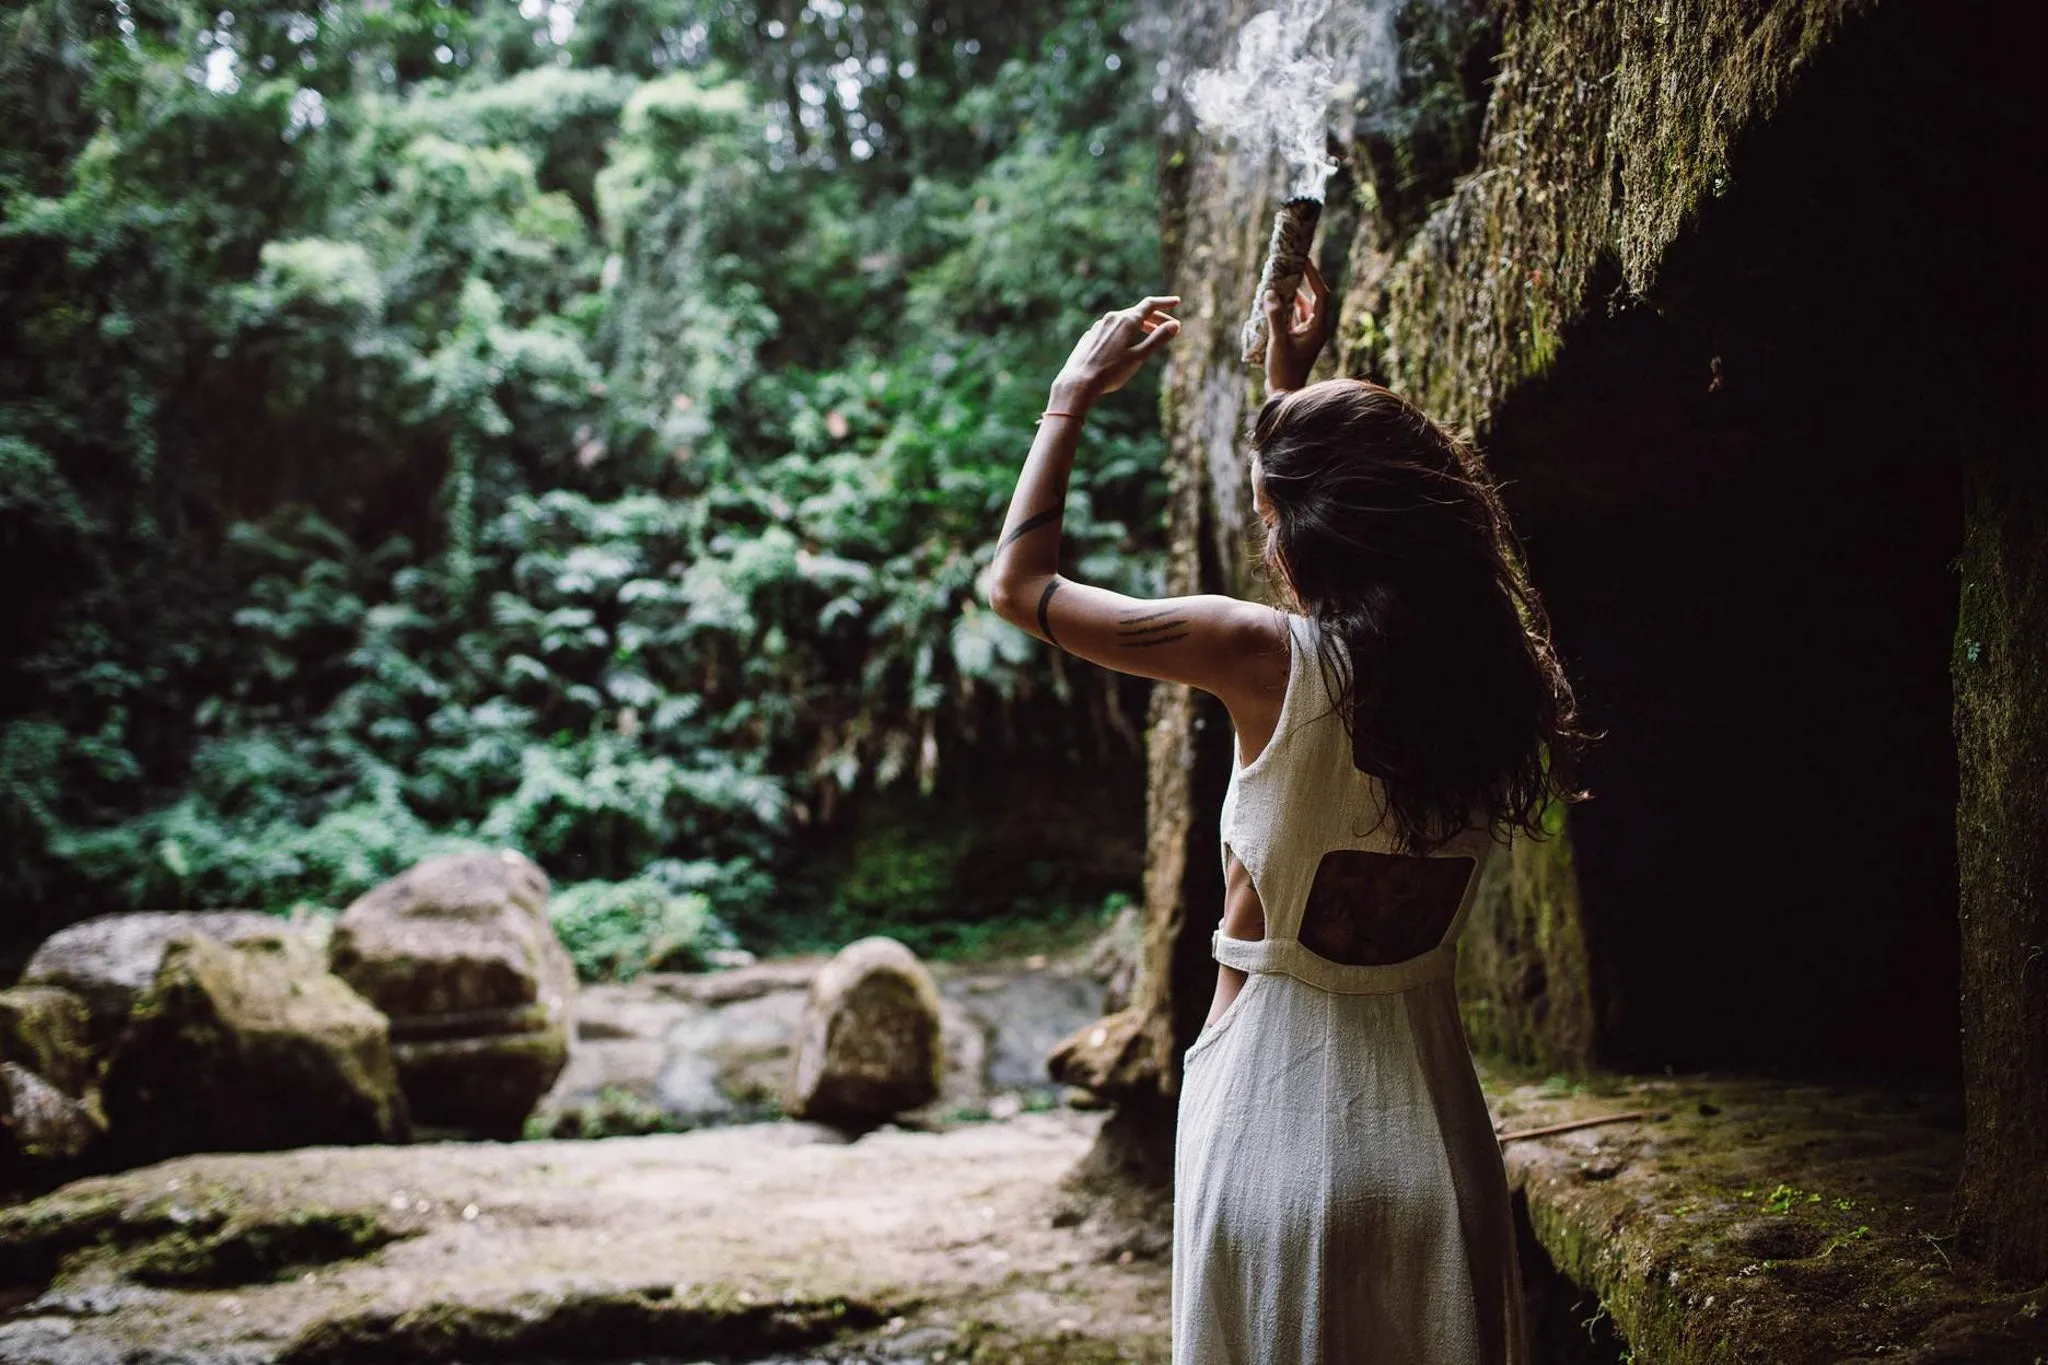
xmin=1106 ymin=0 xmax=2044 ymax=1271
xmin=1353 ymin=0 xmax=1865 ymax=431
xmin=1455 ymin=829 xmax=1596 ymax=1069
xmin=1118 ymin=0 xmax=1870 ymax=1120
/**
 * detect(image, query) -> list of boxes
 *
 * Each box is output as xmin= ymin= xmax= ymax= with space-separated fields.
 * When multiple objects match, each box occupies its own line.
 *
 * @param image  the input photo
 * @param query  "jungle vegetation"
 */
xmin=1 ymin=0 xmax=1167 ymax=974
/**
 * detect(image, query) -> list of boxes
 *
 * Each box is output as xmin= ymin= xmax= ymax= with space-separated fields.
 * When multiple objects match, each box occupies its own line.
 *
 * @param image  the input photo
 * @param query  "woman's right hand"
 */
xmin=1051 ymin=295 xmax=1181 ymax=410
xmin=1262 ymin=257 xmax=1331 ymax=395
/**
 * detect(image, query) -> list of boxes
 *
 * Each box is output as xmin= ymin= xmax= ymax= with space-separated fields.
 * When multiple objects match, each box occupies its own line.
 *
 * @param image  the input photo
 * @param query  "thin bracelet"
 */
xmin=1038 ymin=409 xmax=1082 ymax=422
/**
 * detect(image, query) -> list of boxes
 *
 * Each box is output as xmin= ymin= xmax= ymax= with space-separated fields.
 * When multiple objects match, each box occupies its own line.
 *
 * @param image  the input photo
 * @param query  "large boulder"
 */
xmin=22 ymin=910 xmax=283 ymax=1052
xmin=0 ymin=986 xmax=95 ymax=1097
xmin=786 ymin=937 xmax=943 ymax=1126
xmin=102 ymin=931 xmax=410 ymax=1163
xmin=330 ymin=850 xmax=574 ymax=1139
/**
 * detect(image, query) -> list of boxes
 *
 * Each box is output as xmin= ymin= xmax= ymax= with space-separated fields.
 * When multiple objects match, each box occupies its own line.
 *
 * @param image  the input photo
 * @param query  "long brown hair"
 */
xmin=1249 ymin=378 xmax=1586 ymax=853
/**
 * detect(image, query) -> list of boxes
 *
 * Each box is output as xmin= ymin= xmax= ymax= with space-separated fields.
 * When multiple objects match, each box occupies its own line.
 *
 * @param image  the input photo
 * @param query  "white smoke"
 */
xmin=1183 ymin=0 xmax=1343 ymax=201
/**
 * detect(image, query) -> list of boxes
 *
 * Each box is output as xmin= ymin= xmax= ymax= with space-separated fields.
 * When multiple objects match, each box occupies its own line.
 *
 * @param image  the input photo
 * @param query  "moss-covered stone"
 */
xmin=0 ymin=1181 xmax=406 ymax=1292
xmin=1480 ymin=1061 xmax=2048 ymax=1362
xmin=1455 ymin=824 xmax=1596 ymax=1071
xmin=123 ymin=1207 xmax=406 ymax=1287
xmin=331 ymin=849 xmax=575 ymax=1139
xmin=391 ymin=1029 xmax=567 ymax=1140
xmin=101 ymin=931 xmax=410 ymax=1162
xmin=1371 ymin=0 xmax=1867 ymax=436
xmin=0 ymin=1108 xmax=1157 ymax=1362
xmin=330 ymin=849 xmax=569 ymax=1020
xmin=687 ymin=1053 xmax=2048 ymax=1365
xmin=0 ymin=985 xmax=94 ymax=1097
xmin=0 ymin=1189 xmax=127 ymax=1286
xmin=20 ymin=909 xmax=287 ymax=1053
xmin=1047 ymin=1007 xmax=1153 ymax=1101
xmin=281 ymin=1284 xmax=900 ymax=1363
xmin=786 ymin=936 xmax=944 ymax=1125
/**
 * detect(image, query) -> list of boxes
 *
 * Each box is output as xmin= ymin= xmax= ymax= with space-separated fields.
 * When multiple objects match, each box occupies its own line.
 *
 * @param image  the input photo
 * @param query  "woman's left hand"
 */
xmin=1050 ymin=295 xmax=1181 ymax=408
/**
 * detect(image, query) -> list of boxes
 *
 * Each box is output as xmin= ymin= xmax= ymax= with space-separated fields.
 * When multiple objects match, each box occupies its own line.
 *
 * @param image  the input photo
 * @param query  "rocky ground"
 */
xmin=10 ymin=941 xmax=2046 ymax=1365
xmin=0 ymin=1108 xmax=1168 ymax=1365
xmin=0 ymin=953 xmax=1140 ymax=1365
xmin=12 ymin=1058 xmax=2048 ymax=1364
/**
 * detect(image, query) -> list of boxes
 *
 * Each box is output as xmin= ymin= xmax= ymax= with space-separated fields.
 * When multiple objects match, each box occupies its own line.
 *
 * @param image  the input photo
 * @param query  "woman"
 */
xmin=986 ymin=264 xmax=1581 ymax=1364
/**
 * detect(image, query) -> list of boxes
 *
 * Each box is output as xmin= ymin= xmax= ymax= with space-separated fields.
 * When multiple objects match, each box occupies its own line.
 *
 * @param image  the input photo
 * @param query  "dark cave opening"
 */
xmin=1481 ymin=1 xmax=2027 ymax=1085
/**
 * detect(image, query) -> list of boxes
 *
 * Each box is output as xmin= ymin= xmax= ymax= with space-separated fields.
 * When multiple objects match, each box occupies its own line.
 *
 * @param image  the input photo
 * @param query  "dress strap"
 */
xmin=1212 ymin=929 xmax=1456 ymax=995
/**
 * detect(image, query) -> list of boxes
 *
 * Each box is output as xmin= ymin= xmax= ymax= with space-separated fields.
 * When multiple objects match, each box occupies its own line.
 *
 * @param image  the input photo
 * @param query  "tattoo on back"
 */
xmin=1036 ymin=577 xmax=1063 ymax=648
xmin=1116 ymin=606 xmax=1190 ymax=650
xmin=1297 ymin=851 xmax=1477 ymax=965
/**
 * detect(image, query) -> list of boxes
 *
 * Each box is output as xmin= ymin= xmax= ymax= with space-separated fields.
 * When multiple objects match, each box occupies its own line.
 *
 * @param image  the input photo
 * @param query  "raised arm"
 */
xmin=984 ymin=295 xmax=1286 ymax=709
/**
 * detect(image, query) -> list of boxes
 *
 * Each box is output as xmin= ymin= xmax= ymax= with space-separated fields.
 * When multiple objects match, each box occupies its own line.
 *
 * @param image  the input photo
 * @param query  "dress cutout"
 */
xmin=1172 ymin=611 xmax=1531 ymax=1365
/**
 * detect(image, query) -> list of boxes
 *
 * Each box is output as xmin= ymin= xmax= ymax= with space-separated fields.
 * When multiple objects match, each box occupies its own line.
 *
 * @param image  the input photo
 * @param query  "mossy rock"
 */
xmin=330 ymin=850 xmax=573 ymax=1021
xmin=21 ymin=910 xmax=286 ymax=1053
xmin=102 ymin=932 xmax=410 ymax=1163
xmin=281 ymin=1284 xmax=896 ymax=1363
xmin=0 ymin=1182 xmax=407 ymax=1293
xmin=786 ymin=936 xmax=944 ymax=1125
xmin=330 ymin=851 xmax=574 ymax=1139
xmin=394 ymin=1029 xmax=568 ymax=1141
xmin=124 ymin=1207 xmax=406 ymax=1288
xmin=0 ymin=986 xmax=94 ymax=1097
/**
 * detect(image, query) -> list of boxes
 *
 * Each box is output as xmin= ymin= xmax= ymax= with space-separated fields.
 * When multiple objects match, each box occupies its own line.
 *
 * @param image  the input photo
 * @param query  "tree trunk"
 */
xmin=1953 ymin=452 xmax=2048 ymax=1278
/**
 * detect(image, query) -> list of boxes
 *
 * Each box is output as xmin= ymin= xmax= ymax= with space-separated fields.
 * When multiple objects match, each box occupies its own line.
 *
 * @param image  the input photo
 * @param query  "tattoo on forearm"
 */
xmin=1036 ymin=578 xmax=1063 ymax=648
xmin=1117 ymin=611 xmax=1191 ymax=649
xmin=998 ymin=506 xmax=1061 ymax=552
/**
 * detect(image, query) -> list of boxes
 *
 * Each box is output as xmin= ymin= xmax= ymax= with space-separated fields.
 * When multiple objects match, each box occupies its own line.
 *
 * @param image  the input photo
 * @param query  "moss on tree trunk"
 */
xmin=1952 ymin=453 xmax=2048 ymax=1278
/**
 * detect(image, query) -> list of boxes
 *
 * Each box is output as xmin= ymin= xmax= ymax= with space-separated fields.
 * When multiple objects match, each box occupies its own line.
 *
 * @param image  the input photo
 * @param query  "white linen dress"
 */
xmin=1172 ymin=611 xmax=1531 ymax=1364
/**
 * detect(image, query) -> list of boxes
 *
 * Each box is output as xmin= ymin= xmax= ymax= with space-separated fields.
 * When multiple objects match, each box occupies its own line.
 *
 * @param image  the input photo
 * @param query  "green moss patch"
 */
xmin=124 ymin=1207 xmax=406 ymax=1287
xmin=0 ymin=1184 xmax=411 ymax=1292
xmin=1477 ymin=1062 xmax=2048 ymax=1362
xmin=283 ymin=1284 xmax=904 ymax=1363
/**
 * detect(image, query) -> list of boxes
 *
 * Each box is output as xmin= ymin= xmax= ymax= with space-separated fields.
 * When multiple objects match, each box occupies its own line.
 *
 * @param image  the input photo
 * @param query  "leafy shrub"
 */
xmin=0 ymin=0 xmax=1163 ymax=962
xmin=525 ymin=1085 xmax=682 ymax=1141
xmin=548 ymin=875 xmax=735 ymax=981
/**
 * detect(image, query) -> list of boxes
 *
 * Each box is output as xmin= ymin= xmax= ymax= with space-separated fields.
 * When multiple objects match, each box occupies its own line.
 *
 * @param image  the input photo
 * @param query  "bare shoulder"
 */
xmin=1205 ymin=598 xmax=1293 ymax=709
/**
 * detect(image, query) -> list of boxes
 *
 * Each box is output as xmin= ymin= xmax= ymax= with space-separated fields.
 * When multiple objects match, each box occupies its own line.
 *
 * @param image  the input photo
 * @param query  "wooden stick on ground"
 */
xmin=1496 ymin=1110 xmax=1652 ymax=1144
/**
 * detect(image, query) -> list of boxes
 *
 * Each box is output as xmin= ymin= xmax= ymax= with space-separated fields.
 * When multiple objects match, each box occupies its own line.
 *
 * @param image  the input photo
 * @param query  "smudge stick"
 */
xmin=1240 ymin=195 xmax=1322 ymax=368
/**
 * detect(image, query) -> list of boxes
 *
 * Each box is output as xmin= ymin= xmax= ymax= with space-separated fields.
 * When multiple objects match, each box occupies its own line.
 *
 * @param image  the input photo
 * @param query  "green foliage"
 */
xmin=780 ymin=807 xmax=1131 ymax=961
xmin=526 ymin=1084 xmax=687 ymax=1141
xmin=831 ymin=819 xmax=975 ymax=951
xmin=0 ymin=0 xmax=1161 ymax=966
xmin=548 ymin=874 xmax=734 ymax=981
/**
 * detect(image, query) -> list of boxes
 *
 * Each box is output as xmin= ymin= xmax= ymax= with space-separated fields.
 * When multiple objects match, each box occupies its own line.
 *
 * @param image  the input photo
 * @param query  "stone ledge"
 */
xmin=1477 ymin=1060 xmax=2048 ymax=1363
xmin=0 ymin=1110 xmax=1170 ymax=1363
